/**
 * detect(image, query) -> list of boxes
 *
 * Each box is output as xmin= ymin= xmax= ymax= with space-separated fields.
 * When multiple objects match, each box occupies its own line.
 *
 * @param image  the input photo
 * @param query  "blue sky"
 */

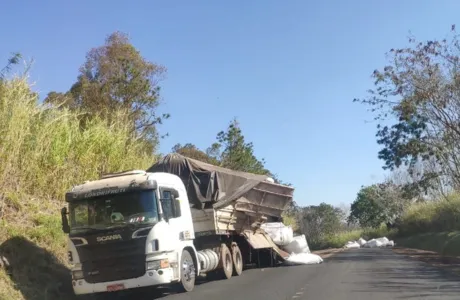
xmin=2 ymin=0 xmax=459 ymax=207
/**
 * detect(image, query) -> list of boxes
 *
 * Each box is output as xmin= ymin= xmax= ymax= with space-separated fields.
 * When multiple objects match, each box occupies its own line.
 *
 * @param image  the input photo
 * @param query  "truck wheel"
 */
xmin=175 ymin=249 xmax=196 ymax=292
xmin=219 ymin=243 xmax=233 ymax=279
xmin=231 ymin=243 xmax=243 ymax=276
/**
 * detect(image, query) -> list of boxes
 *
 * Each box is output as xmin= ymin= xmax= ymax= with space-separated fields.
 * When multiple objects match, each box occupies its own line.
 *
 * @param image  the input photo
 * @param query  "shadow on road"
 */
xmin=0 ymin=236 xmax=236 ymax=300
xmin=0 ymin=236 xmax=77 ymax=300
xmin=329 ymin=248 xmax=460 ymax=299
xmin=99 ymin=275 xmax=215 ymax=300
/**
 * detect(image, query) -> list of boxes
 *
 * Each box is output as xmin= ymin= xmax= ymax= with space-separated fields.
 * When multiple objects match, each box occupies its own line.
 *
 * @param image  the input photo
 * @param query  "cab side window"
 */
xmin=160 ymin=190 xmax=174 ymax=220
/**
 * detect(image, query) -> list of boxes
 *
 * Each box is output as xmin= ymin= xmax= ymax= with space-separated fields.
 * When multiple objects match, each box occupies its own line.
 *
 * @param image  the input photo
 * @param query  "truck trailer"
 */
xmin=61 ymin=153 xmax=294 ymax=296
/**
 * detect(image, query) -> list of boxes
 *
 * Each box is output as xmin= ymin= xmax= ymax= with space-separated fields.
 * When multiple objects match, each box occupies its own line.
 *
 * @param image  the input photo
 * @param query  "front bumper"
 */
xmin=72 ymin=267 xmax=175 ymax=295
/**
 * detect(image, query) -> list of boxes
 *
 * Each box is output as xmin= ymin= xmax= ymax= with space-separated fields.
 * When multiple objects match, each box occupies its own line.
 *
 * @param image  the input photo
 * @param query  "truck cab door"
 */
xmin=159 ymin=188 xmax=182 ymax=248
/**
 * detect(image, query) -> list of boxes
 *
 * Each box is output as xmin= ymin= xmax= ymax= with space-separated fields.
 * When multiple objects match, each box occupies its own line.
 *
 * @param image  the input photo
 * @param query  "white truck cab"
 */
xmin=62 ymin=170 xmax=200 ymax=294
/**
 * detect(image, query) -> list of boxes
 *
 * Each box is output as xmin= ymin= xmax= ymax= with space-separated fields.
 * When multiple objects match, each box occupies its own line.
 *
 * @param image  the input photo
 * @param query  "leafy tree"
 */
xmin=355 ymin=25 xmax=460 ymax=192
xmin=348 ymin=182 xmax=410 ymax=228
xmin=171 ymin=119 xmax=291 ymax=184
xmin=171 ymin=143 xmax=219 ymax=165
xmin=44 ymin=31 xmax=169 ymax=151
xmin=217 ymin=118 xmax=270 ymax=175
xmin=299 ymin=203 xmax=343 ymax=246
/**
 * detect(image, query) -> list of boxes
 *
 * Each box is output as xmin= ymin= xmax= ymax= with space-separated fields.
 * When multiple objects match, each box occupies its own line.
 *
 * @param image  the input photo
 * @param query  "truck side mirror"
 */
xmin=61 ymin=207 xmax=70 ymax=234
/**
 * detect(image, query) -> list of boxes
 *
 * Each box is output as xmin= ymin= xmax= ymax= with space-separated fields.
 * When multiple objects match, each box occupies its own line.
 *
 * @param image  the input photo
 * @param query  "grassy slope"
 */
xmin=395 ymin=232 xmax=460 ymax=256
xmin=393 ymin=195 xmax=460 ymax=256
xmin=0 ymin=78 xmax=155 ymax=300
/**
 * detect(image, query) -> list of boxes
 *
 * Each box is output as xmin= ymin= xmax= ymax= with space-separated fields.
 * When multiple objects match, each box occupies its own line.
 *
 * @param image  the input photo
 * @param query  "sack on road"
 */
xmin=357 ymin=238 xmax=367 ymax=246
xmin=344 ymin=241 xmax=361 ymax=249
xmin=285 ymin=252 xmax=323 ymax=265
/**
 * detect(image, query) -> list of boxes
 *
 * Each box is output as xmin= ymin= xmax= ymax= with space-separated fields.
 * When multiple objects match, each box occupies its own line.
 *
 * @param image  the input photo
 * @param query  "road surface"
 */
xmin=121 ymin=248 xmax=460 ymax=300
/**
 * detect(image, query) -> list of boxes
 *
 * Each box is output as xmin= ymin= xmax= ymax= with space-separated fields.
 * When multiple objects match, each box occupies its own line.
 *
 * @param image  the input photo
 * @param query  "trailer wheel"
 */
xmin=231 ymin=242 xmax=243 ymax=276
xmin=219 ymin=243 xmax=233 ymax=279
xmin=175 ymin=249 xmax=196 ymax=292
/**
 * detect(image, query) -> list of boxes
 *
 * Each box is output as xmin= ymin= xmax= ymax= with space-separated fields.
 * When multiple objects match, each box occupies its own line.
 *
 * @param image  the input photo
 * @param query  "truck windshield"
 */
xmin=69 ymin=190 xmax=159 ymax=233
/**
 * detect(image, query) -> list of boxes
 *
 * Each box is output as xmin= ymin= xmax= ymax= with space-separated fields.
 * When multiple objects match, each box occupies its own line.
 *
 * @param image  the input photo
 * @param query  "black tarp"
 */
xmin=146 ymin=153 xmax=269 ymax=209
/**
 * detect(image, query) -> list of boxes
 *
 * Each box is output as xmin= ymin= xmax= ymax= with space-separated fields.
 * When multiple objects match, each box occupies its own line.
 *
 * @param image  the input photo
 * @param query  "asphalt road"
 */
xmin=121 ymin=248 xmax=460 ymax=300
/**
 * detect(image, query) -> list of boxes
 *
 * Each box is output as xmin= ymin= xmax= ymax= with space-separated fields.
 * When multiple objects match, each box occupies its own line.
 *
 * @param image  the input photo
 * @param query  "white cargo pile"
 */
xmin=344 ymin=241 xmax=360 ymax=249
xmin=357 ymin=237 xmax=367 ymax=246
xmin=261 ymin=222 xmax=323 ymax=265
xmin=343 ymin=236 xmax=395 ymax=249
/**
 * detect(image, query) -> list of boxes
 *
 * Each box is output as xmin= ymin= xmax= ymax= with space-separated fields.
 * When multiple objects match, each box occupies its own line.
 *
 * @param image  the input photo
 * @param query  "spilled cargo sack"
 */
xmin=344 ymin=241 xmax=360 ymax=249
xmin=283 ymin=234 xmax=311 ymax=254
xmin=357 ymin=238 xmax=367 ymax=246
xmin=285 ymin=253 xmax=323 ymax=265
xmin=260 ymin=222 xmax=293 ymax=246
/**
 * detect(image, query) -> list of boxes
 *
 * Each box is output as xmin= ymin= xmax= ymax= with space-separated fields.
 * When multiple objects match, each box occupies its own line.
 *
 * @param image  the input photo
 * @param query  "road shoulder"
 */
xmin=312 ymin=248 xmax=344 ymax=259
xmin=392 ymin=247 xmax=460 ymax=276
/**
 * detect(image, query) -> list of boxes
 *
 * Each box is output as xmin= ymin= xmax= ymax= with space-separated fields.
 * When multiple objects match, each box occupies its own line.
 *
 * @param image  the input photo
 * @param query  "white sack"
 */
xmin=260 ymin=222 xmax=293 ymax=246
xmin=357 ymin=238 xmax=367 ymax=246
xmin=376 ymin=237 xmax=390 ymax=246
xmin=344 ymin=241 xmax=361 ymax=249
xmin=388 ymin=240 xmax=395 ymax=247
xmin=283 ymin=234 xmax=311 ymax=254
xmin=363 ymin=239 xmax=383 ymax=248
xmin=285 ymin=253 xmax=323 ymax=265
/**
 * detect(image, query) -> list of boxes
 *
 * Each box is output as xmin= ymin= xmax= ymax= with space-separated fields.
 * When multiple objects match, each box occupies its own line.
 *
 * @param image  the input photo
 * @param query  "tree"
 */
xmin=354 ymin=25 xmax=460 ymax=192
xmin=0 ymin=52 xmax=21 ymax=80
xmin=348 ymin=182 xmax=410 ymax=228
xmin=336 ymin=202 xmax=351 ymax=224
xmin=299 ymin=203 xmax=343 ymax=246
xmin=216 ymin=118 xmax=270 ymax=175
xmin=171 ymin=143 xmax=219 ymax=165
xmin=171 ymin=119 xmax=289 ymax=183
xmin=45 ymin=31 xmax=168 ymax=151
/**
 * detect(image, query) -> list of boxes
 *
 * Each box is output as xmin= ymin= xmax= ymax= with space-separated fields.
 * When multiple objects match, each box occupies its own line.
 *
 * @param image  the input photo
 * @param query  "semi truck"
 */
xmin=61 ymin=153 xmax=294 ymax=296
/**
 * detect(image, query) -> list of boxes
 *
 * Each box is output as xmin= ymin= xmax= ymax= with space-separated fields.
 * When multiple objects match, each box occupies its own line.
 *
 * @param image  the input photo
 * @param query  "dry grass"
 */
xmin=397 ymin=194 xmax=460 ymax=236
xmin=0 ymin=77 xmax=156 ymax=300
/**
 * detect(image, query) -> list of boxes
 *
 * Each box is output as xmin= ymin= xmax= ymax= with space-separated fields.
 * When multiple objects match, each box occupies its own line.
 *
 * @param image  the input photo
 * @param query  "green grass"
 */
xmin=395 ymin=232 xmax=460 ymax=256
xmin=0 ymin=77 xmax=156 ymax=300
xmin=312 ymin=226 xmax=397 ymax=250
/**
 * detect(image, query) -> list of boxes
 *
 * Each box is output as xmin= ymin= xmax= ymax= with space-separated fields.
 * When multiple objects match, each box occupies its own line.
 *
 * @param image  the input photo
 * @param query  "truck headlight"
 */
xmin=146 ymin=259 xmax=169 ymax=270
xmin=72 ymin=270 xmax=84 ymax=280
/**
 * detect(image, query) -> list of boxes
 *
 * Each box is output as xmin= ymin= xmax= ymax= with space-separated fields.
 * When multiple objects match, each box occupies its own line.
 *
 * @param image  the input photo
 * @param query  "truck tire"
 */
xmin=219 ymin=243 xmax=233 ymax=279
xmin=175 ymin=249 xmax=196 ymax=292
xmin=231 ymin=242 xmax=243 ymax=276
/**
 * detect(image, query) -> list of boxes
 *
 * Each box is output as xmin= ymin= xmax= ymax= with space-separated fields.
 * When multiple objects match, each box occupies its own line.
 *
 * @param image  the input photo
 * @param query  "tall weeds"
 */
xmin=397 ymin=194 xmax=460 ymax=236
xmin=0 ymin=77 xmax=156 ymax=300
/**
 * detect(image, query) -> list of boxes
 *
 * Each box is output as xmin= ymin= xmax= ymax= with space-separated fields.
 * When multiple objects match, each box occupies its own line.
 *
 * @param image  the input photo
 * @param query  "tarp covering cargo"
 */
xmin=147 ymin=153 xmax=293 ymax=212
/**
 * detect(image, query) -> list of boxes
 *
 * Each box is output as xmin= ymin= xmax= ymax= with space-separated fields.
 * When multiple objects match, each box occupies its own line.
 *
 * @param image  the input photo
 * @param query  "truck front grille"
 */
xmin=77 ymin=237 xmax=147 ymax=284
xmin=82 ymin=254 xmax=145 ymax=283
